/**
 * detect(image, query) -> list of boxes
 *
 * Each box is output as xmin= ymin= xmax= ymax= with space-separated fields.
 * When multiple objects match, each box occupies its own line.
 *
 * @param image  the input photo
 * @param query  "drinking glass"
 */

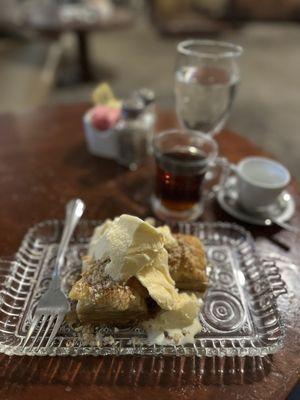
xmin=151 ymin=129 xmax=229 ymax=221
xmin=175 ymin=39 xmax=243 ymax=136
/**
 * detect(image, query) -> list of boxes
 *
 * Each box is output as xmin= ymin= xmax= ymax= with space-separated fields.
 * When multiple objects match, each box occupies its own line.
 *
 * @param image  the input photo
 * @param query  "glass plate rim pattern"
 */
xmin=0 ymin=219 xmax=286 ymax=357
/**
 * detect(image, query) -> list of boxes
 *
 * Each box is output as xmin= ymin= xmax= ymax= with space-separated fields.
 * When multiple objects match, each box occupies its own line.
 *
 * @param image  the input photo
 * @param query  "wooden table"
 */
xmin=0 ymin=104 xmax=299 ymax=400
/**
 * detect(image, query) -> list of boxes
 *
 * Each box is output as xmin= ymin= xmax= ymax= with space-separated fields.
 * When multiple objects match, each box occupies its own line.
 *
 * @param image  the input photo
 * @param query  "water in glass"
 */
xmin=175 ymin=65 xmax=239 ymax=134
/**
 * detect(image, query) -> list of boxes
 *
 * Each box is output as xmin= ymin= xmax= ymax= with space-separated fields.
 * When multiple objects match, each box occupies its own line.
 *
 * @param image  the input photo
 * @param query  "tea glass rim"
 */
xmin=177 ymin=39 xmax=243 ymax=60
xmin=153 ymin=128 xmax=219 ymax=163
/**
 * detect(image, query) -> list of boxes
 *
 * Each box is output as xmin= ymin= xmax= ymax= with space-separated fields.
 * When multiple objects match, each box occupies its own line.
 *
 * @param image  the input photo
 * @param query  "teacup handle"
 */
xmin=203 ymin=157 xmax=231 ymax=201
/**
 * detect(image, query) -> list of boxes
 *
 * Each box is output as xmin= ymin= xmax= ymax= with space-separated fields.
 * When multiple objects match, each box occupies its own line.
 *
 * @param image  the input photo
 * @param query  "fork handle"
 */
xmin=53 ymin=199 xmax=85 ymax=281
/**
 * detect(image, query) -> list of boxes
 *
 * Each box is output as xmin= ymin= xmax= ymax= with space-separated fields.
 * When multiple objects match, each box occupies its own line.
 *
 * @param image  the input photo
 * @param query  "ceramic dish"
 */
xmin=217 ymin=176 xmax=295 ymax=226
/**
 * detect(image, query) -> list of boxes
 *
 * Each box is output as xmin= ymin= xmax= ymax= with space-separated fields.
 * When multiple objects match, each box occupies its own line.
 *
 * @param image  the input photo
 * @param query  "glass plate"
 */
xmin=0 ymin=220 xmax=286 ymax=357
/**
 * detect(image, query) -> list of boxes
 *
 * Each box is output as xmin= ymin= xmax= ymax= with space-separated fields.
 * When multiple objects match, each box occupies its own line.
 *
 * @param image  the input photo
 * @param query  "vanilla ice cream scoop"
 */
xmin=87 ymin=214 xmax=202 ymax=344
xmin=88 ymin=219 xmax=113 ymax=261
xmin=87 ymin=214 xmax=181 ymax=308
xmin=136 ymin=248 xmax=181 ymax=310
xmin=88 ymin=215 xmax=159 ymax=276
xmin=142 ymin=293 xmax=202 ymax=345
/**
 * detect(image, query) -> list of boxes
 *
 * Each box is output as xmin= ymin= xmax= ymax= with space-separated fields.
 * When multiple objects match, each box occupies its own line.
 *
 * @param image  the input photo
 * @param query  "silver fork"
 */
xmin=22 ymin=198 xmax=85 ymax=350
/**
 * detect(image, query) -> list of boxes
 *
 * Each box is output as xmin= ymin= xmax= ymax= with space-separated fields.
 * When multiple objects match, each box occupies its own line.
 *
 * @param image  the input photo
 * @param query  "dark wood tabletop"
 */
xmin=0 ymin=104 xmax=299 ymax=400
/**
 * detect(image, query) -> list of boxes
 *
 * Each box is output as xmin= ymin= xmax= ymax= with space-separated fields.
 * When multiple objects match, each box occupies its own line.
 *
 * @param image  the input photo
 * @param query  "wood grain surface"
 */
xmin=0 ymin=104 xmax=299 ymax=400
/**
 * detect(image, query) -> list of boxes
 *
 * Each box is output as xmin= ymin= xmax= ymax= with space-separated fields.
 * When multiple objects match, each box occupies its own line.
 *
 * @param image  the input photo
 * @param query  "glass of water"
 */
xmin=175 ymin=40 xmax=243 ymax=136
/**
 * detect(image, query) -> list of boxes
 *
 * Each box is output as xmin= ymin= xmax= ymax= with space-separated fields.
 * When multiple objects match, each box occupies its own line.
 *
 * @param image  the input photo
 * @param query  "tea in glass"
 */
xmin=152 ymin=129 xmax=219 ymax=221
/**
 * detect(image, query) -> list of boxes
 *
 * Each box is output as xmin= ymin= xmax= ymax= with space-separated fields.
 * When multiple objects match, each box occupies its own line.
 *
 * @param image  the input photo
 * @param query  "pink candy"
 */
xmin=91 ymin=106 xmax=121 ymax=131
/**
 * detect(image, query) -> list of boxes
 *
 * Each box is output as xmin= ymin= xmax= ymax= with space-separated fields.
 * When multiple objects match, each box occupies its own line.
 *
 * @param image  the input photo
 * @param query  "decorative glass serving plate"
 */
xmin=0 ymin=220 xmax=286 ymax=357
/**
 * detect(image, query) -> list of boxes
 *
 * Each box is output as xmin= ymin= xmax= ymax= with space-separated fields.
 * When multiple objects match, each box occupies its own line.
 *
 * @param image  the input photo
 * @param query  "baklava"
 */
xmin=167 ymin=234 xmax=207 ymax=292
xmin=69 ymin=216 xmax=207 ymax=329
xmin=69 ymin=258 xmax=151 ymax=326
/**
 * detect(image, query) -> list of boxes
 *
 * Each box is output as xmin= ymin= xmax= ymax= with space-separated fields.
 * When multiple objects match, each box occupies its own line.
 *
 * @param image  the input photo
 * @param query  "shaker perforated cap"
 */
xmin=122 ymin=98 xmax=144 ymax=118
xmin=136 ymin=88 xmax=155 ymax=105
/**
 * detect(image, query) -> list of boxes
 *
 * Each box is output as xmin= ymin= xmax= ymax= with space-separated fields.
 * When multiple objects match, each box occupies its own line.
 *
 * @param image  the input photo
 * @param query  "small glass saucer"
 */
xmin=217 ymin=177 xmax=295 ymax=226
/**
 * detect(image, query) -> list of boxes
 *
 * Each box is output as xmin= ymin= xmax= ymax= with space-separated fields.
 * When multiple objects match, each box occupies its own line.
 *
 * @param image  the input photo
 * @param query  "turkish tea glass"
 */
xmin=151 ymin=129 xmax=229 ymax=221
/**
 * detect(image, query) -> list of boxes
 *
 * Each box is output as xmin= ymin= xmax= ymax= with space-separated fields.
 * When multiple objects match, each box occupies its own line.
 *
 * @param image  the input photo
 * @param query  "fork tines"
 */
xmin=22 ymin=313 xmax=64 ymax=350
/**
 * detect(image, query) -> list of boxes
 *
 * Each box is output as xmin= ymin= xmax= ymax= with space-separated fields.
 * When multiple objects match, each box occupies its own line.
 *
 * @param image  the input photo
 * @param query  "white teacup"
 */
xmin=232 ymin=157 xmax=290 ymax=213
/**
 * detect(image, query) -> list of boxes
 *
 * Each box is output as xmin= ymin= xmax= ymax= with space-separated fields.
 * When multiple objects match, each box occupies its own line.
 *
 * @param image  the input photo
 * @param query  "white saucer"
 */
xmin=217 ymin=177 xmax=295 ymax=226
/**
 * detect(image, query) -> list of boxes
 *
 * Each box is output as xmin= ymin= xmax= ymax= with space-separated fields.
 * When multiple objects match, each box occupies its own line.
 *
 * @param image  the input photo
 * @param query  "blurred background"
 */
xmin=0 ymin=0 xmax=299 ymax=177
